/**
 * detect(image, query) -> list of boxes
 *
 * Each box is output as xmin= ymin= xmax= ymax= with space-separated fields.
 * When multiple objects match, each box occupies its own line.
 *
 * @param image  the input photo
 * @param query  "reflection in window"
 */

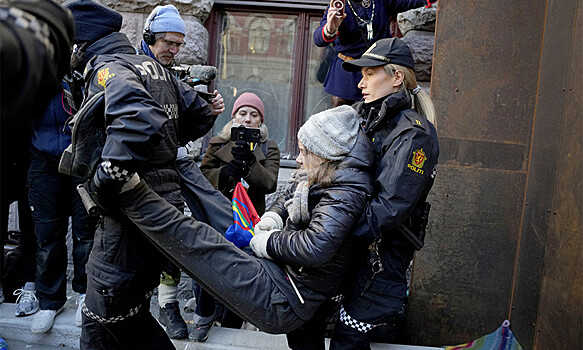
xmin=276 ymin=19 xmax=295 ymax=56
xmin=249 ymin=18 xmax=271 ymax=54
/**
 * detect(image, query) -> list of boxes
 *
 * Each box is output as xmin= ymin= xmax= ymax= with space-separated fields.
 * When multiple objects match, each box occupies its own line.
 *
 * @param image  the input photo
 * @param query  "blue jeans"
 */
xmin=27 ymin=147 xmax=96 ymax=310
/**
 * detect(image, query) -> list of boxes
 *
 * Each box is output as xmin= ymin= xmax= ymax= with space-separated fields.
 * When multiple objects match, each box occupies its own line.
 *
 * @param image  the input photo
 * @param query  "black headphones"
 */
xmin=143 ymin=9 xmax=159 ymax=45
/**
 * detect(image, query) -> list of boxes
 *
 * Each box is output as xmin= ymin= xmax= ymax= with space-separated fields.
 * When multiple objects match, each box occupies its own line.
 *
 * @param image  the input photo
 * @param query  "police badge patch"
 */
xmin=407 ymin=148 xmax=426 ymax=175
xmin=97 ymin=68 xmax=115 ymax=89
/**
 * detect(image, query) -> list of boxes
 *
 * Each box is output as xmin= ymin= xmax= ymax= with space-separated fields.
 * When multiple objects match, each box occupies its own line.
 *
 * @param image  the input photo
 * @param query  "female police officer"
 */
xmin=331 ymin=37 xmax=439 ymax=349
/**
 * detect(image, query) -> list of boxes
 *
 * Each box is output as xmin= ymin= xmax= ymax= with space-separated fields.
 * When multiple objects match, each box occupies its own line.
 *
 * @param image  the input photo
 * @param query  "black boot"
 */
xmin=159 ymin=301 xmax=188 ymax=339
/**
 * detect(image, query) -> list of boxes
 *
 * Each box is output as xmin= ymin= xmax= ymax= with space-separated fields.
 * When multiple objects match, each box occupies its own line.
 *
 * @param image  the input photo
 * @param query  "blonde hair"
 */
xmin=216 ymin=118 xmax=269 ymax=143
xmin=384 ymin=64 xmax=437 ymax=128
xmin=302 ymin=148 xmax=340 ymax=187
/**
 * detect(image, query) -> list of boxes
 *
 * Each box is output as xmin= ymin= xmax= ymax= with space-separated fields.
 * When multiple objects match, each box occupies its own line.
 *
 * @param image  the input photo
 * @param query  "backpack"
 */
xmin=58 ymin=91 xmax=106 ymax=179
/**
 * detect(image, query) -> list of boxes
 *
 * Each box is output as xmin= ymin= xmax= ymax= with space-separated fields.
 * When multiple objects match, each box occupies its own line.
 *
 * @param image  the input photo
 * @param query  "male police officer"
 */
xmin=137 ymin=5 xmax=199 ymax=339
xmin=63 ymin=1 xmax=225 ymax=348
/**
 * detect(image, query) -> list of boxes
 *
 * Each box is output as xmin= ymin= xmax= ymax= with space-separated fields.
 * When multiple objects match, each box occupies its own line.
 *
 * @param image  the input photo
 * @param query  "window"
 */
xmin=207 ymin=1 xmax=331 ymax=158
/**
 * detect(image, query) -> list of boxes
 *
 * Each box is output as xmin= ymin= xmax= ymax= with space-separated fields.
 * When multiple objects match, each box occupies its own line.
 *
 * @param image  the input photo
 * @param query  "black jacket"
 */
xmin=266 ymin=131 xmax=374 ymax=302
xmin=80 ymin=33 xmax=215 ymax=205
xmin=344 ymin=90 xmax=439 ymax=313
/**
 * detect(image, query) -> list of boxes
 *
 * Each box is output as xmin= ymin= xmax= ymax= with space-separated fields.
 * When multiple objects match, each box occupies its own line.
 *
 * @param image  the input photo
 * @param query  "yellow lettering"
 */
xmin=407 ymin=164 xmax=424 ymax=175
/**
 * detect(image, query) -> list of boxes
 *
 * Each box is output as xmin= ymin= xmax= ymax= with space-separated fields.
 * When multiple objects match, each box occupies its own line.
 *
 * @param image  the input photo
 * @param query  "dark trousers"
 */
xmin=121 ymin=181 xmax=309 ymax=334
xmin=329 ymin=304 xmax=401 ymax=350
xmin=80 ymin=289 xmax=174 ymax=350
xmin=1 ymin=152 xmax=36 ymax=299
xmin=27 ymin=147 xmax=96 ymax=310
xmin=286 ymin=299 xmax=339 ymax=350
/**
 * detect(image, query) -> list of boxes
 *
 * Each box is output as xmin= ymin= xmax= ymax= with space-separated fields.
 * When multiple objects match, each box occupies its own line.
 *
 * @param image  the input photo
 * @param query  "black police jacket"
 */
xmin=345 ymin=90 xmax=439 ymax=311
xmin=82 ymin=33 xmax=215 ymax=178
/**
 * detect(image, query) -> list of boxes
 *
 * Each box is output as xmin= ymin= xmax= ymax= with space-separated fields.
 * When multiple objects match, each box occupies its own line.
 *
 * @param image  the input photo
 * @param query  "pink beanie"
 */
xmin=231 ymin=92 xmax=265 ymax=122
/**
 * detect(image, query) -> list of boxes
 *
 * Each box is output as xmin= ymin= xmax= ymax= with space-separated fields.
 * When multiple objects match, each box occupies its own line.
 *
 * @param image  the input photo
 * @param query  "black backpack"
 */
xmin=58 ymin=91 xmax=106 ymax=179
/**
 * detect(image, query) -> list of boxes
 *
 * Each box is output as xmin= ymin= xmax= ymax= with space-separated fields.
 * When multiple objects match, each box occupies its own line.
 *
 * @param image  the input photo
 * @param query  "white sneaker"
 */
xmin=31 ymin=306 xmax=64 ymax=334
xmin=75 ymin=293 xmax=86 ymax=327
xmin=14 ymin=282 xmax=39 ymax=317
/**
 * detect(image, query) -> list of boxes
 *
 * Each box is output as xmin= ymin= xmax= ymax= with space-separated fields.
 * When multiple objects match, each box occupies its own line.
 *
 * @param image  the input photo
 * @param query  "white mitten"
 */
xmin=257 ymin=211 xmax=284 ymax=231
xmin=250 ymin=230 xmax=276 ymax=259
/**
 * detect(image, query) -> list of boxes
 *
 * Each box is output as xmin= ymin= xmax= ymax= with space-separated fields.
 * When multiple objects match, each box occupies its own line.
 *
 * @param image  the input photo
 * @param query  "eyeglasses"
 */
xmin=161 ymin=39 xmax=185 ymax=49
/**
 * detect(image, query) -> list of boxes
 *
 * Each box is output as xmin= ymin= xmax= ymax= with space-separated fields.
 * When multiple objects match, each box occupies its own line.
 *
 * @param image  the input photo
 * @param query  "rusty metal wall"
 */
xmin=406 ymin=0 xmax=582 ymax=348
xmin=525 ymin=1 xmax=582 ymax=348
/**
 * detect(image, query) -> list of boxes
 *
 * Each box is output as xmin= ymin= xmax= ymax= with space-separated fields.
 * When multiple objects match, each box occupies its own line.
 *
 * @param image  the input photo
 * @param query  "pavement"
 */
xmin=0 ymin=297 xmax=443 ymax=350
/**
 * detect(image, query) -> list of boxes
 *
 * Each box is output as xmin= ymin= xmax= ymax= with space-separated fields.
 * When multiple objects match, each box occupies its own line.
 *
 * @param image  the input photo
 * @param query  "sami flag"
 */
xmin=224 ymin=182 xmax=260 ymax=248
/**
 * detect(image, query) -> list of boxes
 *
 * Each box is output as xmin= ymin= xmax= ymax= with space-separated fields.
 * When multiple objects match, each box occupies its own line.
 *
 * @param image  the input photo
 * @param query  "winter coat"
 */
xmin=30 ymin=82 xmax=74 ymax=157
xmin=200 ymin=137 xmax=280 ymax=215
xmin=343 ymin=89 xmax=439 ymax=316
xmin=313 ymin=0 xmax=426 ymax=101
xmin=267 ymin=130 xmax=374 ymax=299
xmin=81 ymin=33 xmax=215 ymax=205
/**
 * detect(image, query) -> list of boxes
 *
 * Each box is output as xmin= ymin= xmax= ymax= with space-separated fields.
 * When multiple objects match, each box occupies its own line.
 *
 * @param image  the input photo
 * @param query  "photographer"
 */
xmin=192 ymin=92 xmax=280 ymax=341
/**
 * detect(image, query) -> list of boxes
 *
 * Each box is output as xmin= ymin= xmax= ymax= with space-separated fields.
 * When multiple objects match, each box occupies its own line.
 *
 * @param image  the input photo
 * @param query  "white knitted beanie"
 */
xmin=297 ymin=105 xmax=359 ymax=161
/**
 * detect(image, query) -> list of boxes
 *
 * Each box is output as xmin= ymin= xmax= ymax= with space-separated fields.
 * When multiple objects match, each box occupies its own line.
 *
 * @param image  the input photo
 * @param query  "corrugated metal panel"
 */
xmin=407 ymin=0 xmax=581 ymax=348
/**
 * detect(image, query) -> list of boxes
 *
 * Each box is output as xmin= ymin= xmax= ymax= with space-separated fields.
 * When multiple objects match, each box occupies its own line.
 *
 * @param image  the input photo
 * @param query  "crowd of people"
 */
xmin=1 ymin=0 xmax=439 ymax=349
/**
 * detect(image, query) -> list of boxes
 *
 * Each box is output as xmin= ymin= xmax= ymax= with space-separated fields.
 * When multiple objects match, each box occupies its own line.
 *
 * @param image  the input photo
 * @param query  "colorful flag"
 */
xmin=443 ymin=320 xmax=523 ymax=350
xmin=224 ymin=182 xmax=260 ymax=248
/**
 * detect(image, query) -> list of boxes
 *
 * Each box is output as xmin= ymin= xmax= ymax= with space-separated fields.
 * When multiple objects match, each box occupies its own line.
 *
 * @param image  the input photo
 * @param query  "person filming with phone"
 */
xmin=314 ymin=0 xmax=436 ymax=107
xmin=191 ymin=92 xmax=280 ymax=341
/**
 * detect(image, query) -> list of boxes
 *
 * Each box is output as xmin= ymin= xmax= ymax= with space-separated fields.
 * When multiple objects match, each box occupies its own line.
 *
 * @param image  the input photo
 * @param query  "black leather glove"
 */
xmin=221 ymin=159 xmax=250 ymax=179
xmin=231 ymin=141 xmax=256 ymax=167
xmin=83 ymin=163 xmax=127 ymax=215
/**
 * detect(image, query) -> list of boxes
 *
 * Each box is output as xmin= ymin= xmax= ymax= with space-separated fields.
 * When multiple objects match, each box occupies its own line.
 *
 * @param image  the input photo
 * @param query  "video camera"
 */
xmin=170 ymin=64 xmax=218 ymax=87
xmin=231 ymin=125 xmax=260 ymax=144
xmin=170 ymin=64 xmax=218 ymax=104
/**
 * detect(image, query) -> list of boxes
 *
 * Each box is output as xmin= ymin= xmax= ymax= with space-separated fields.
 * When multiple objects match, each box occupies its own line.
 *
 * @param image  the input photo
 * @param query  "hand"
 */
xmin=210 ymin=90 xmax=225 ymax=115
xmin=231 ymin=142 xmax=256 ymax=166
xmin=257 ymin=211 xmax=284 ymax=231
xmin=221 ymin=159 xmax=249 ymax=179
xmin=250 ymin=231 xmax=275 ymax=259
xmin=326 ymin=4 xmax=346 ymax=34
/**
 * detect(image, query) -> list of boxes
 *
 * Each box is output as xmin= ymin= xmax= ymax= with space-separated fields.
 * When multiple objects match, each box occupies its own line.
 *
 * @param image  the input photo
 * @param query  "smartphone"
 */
xmin=330 ymin=0 xmax=345 ymax=15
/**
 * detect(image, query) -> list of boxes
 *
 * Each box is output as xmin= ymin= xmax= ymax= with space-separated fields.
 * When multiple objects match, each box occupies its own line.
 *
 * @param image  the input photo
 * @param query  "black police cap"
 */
xmin=342 ymin=38 xmax=415 ymax=72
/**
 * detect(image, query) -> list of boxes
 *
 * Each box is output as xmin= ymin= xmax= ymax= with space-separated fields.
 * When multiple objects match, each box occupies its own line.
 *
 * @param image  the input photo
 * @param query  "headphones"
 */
xmin=143 ymin=9 xmax=159 ymax=45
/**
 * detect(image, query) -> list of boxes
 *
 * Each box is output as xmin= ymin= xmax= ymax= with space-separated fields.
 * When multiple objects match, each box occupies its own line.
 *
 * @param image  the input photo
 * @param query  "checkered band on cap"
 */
xmin=101 ymin=161 xmax=131 ymax=182
xmin=339 ymin=305 xmax=380 ymax=334
xmin=362 ymin=52 xmax=392 ymax=63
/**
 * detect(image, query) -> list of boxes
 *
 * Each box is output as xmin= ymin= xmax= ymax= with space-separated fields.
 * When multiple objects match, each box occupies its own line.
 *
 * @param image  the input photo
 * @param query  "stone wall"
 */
xmin=398 ymin=3 xmax=437 ymax=82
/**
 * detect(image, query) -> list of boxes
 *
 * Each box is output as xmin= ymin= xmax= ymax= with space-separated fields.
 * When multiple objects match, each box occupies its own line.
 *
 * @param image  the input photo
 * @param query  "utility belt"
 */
xmin=337 ymin=53 xmax=355 ymax=61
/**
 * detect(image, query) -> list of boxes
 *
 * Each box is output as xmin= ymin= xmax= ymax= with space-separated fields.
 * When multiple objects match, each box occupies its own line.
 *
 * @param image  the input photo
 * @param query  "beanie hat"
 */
xmin=231 ymin=92 xmax=265 ymax=122
xmin=146 ymin=5 xmax=186 ymax=35
xmin=298 ymin=105 xmax=359 ymax=161
xmin=63 ymin=0 xmax=122 ymax=43
xmin=342 ymin=37 xmax=415 ymax=72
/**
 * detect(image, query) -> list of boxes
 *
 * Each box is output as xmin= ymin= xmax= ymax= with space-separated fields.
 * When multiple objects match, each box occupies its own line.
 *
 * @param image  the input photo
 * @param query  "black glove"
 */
xmin=83 ymin=164 xmax=126 ymax=215
xmin=221 ymin=159 xmax=250 ymax=179
xmin=231 ymin=141 xmax=256 ymax=167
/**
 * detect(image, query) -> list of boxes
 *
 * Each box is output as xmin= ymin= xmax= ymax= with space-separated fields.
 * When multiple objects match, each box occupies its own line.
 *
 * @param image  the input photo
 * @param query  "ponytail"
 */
xmin=384 ymin=64 xmax=437 ymax=129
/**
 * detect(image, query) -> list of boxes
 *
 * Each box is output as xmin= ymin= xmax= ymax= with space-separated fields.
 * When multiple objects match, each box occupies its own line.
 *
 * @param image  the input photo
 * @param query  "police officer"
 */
xmin=313 ymin=0 xmax=436 ymax=107
xmin=137 ymin=4 xmax=192 ymax=339
xmin=63 ymin=1 xmax=225 ymax=348
xmin=332 ymin=38 xmax=439 ymax=349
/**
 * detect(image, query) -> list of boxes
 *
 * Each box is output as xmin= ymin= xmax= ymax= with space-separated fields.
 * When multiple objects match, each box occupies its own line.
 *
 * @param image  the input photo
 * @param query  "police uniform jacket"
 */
xmin=200 ymin=137 xmax=280 ymax=215
xmin=266 ymin=131 xmax=374 ymax=313
xmin=78 ymin=33 xmax=216 ymax=297
xmin=343 ymin=89 xmax=439 ymax=318
xmin=313 ymin=0 xmax=426 ymax=101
